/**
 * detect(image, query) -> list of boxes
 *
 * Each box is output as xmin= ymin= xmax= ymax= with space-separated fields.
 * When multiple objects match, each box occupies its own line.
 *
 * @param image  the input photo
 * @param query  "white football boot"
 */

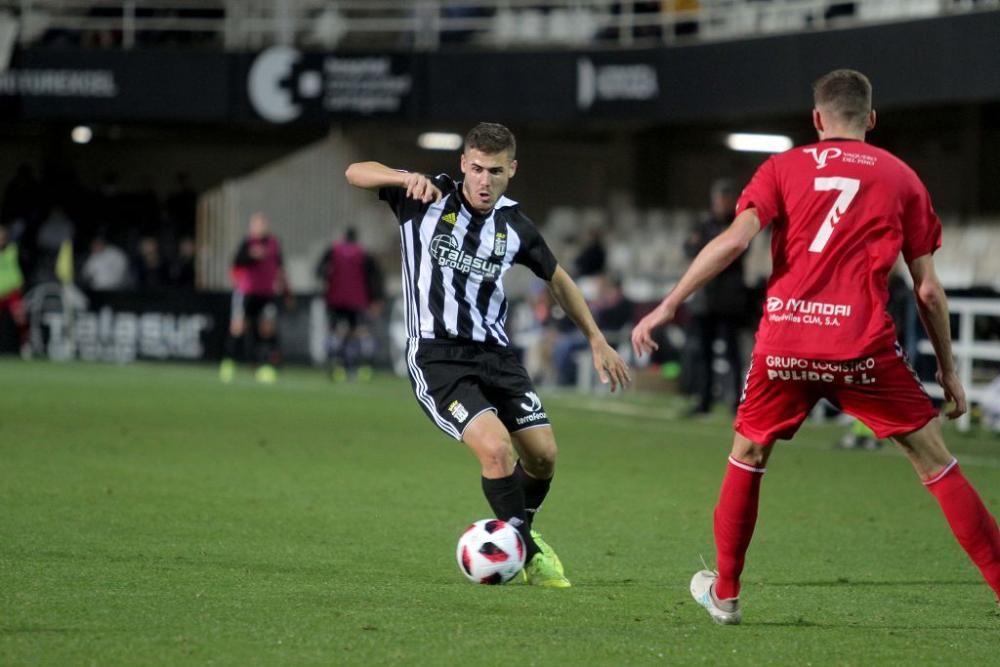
xmin=690 ymin=569 xmax=742 ymax=625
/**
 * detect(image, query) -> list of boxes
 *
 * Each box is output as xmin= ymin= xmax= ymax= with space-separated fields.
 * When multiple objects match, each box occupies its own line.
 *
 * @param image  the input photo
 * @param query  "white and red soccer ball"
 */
xmin=456 ymin=519 xmax=526 ymax=584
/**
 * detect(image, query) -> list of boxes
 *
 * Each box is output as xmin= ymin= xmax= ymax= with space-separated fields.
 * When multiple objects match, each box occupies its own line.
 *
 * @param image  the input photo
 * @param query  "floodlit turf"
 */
xmin=2 ymin=360 xmax=998 ymax=666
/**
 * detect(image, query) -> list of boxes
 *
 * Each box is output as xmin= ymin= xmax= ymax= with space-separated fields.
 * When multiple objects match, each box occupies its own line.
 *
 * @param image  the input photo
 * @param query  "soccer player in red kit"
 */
xmin=632 ymin=69 xmax=1000 ymax=623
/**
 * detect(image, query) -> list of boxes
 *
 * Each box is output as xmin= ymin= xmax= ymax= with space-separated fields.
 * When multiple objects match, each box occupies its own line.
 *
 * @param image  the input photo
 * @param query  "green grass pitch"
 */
xmin=2 ymin=360 xmax=998 ymax=665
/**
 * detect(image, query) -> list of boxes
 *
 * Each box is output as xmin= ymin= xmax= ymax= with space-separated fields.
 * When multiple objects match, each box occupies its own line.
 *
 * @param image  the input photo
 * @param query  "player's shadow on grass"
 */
xmin=752 ymin=619 xmax=996 ymax=631
xmin=766 ymin=579 xmax=982 ymax=587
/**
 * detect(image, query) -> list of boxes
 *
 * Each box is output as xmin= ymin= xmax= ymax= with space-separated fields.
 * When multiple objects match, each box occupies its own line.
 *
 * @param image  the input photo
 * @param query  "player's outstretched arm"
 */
xmin=907 ymin=254 xmax=967 ymax=419
xmin=631 ymin=209 xmax=760 ymax=358
xmin=547 ymin=265 xmax=632 ymax=392
xmin=345 ymin=161 xmax=442 ymax=203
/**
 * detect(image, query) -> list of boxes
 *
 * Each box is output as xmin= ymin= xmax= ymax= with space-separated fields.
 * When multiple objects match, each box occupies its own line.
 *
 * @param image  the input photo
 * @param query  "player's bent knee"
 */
xmin=730 ymin=433 xmax=771 ymax=467
xmin=475 ymin=439 xmax=515 ymax=477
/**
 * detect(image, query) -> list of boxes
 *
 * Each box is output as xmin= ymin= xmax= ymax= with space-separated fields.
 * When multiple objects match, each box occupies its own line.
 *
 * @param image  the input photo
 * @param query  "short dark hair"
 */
xmin=464 ymin=122 xmax=516 ymax=158
xmin=710 ymin=178 xmax=738 ymax=199
xmin=813 ymin=69 xmax=872 ymax=129
xmin=345 ymin=227 xmax=357 ymax=242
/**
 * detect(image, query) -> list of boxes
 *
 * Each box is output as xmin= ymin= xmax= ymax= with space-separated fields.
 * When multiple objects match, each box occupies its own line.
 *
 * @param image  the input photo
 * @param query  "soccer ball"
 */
xmin=455 ymin=519 xmax=526 ymax=584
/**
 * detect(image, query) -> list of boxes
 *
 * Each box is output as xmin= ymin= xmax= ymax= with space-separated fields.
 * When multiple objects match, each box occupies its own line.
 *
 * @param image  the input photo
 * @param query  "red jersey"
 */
xmin=325 ymin=241 xmax=370 ymax=310
xmin=232 ymin=235 xmax=283 ymax=296
xmin=737 ymin=139 xmax=941 ymax=360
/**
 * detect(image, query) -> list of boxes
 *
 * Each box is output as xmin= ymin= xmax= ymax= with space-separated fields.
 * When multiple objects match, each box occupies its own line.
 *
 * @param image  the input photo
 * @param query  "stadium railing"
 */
xmin=917 ymin=297 xmax=1000 ymax=432
xmin=0 ymin=0 xmax=996 ymax=52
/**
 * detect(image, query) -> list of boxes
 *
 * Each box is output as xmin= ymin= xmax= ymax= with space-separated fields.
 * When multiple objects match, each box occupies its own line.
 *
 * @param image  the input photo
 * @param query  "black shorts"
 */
xmin=231 ymin=292 xmax=278 ymax=324
xmin=406 ymin=339 xmax=551 ymax=441
xmin=327 ymin=306 xmax=365 ymax=331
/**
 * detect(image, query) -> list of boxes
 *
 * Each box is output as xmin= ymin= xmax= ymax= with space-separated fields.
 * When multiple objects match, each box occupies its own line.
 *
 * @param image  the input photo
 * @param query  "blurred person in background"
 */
xmin=33 ymin=205 xmax=74 ymax=284
xmin=132 ymin=236 xmax=169 ymax=288
xmin=314 ymin=227 xmax=384 ymax=382
xmin=219 ymin=213 xmax=291 ymax=384
xmin=81 ymin=234 xmax=130 ymax=291
xmin=346 ymin=122 xmax=631 ymax=588
xmin=0 ymin=223 xmax=30 ymax=358
xmin=633 ymin=69 xmax=1000 ymax=623
xmin=552 ymin=273 xmax=633 ymax=386
xmin=168 ymin=236 xmax=196 ymax=288
xmin=573 ymin=226 xmax=607 ymax=278
xmin=682 ymin=178 xmax=748 ymax=415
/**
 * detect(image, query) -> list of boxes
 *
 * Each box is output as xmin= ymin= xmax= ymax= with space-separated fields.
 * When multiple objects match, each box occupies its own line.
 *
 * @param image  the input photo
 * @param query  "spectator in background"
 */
xmin=682 ymin=178 xmax=748 ymax=415
xmin=219 ymin=213 xmax=291 ymax=384
xmin=132 ymin=236 xmax=169 ymax=288
xmin=0 ymin=223 xmax=30 ymax=357
xmin=552 ymin=274 xmax=633 ymax=386
xmin=81 ymin=235 xmax=130 ymax=290
xmin=661 ymin=0 xmax=699 ymax=37
xmin=573 ymin=226 xmax=607 ymax=278
xmin=315 ymin=227 xmax=384 ymax=382
xmin=33 ymin=205 xmax=74 ymax=284
xmin=168 ymin=236 xmax=196 ymax=288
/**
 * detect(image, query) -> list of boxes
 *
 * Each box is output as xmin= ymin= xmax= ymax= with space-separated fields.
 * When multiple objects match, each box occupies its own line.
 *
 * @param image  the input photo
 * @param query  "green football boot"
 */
xmin=219 ymin=358 xmax=235 ymax=383
xmin=522 ymin=529 xmax=570 ymax=588
xmin=255 ymin=364 xmax=278 ymax=384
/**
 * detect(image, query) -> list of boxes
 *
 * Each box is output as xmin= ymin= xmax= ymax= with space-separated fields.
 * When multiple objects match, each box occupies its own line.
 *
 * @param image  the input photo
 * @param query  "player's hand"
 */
xmin=630 ymin=303 xmax=676 ymax=358
xmin=403 ymin=173 xmax=442 ymax=204
xmin=591 ymin=339 xmax=631 ymax=393
xmin=936 ymin=368 xmax=967 ymax=419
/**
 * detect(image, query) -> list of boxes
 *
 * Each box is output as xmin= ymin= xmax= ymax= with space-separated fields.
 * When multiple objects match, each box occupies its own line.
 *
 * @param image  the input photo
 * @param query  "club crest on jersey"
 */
xmin=804 ymin=147 xmax=843 ymax=169
xmin=493 ymin=232 xmax=507 ymax=256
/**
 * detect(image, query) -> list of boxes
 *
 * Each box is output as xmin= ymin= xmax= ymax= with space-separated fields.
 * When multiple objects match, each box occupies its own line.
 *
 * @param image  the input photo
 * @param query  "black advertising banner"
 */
xmin=234 ymin=46 xmax=421 ymax=123
xmin=25 ymin=285 xmax=230 ymax=363
xmin=0 ymin=48 xmax=228 ymax=121
xmin=0 ymin=11 xmax=998 ymax=125
xmin=422 ymin=50 xmax=575 ymax=121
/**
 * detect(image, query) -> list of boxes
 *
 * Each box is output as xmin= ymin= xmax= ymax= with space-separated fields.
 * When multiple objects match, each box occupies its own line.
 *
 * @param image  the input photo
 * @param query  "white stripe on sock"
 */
xmin=728 ymin=456 xmax=767 ymax=474
xmin=922 ymin=457 xmax=958 ymax=486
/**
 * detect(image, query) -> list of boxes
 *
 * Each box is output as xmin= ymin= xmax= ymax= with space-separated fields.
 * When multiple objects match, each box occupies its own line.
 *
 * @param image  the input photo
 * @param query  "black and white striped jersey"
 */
xmin=380 ymin=174 xmax=558 ymax=346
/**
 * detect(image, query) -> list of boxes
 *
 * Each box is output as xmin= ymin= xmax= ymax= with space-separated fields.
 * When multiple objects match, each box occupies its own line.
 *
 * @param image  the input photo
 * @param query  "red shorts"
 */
xmin=0 ymin=289 xmax=24 ymax=317
xmin=734 ymin=344 xmax=938 ymax=445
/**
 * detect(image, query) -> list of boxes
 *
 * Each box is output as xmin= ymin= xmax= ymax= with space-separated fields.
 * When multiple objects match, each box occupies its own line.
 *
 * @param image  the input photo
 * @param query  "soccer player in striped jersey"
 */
xmin=346 ymin=122 xmax=631 ymax=587
xmin=633 ymin=69 xmax=999 ymax=622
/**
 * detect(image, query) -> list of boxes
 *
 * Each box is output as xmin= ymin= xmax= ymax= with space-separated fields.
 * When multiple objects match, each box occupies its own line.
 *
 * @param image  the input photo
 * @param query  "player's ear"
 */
xmin=460 ymin=152 xmax=468 ymax=175
xmin=508 ymin=159 xmax=518 ymax=179
xmin=866 ymin=109 xmax=877 ymax=132
xmin=812 ymin=108 xmax=824 ymax=133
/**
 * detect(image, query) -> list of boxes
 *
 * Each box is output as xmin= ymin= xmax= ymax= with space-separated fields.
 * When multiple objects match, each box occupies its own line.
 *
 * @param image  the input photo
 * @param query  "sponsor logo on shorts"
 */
xmin=519 ymin=391 xmax=542 ymax=413
xmin=515 ymin=391 xmax=547 ymax=426
xmin=764 ymin=355 xmax=876 ymax=384
xmin=448 ymin=400 xmax=469 ymax=423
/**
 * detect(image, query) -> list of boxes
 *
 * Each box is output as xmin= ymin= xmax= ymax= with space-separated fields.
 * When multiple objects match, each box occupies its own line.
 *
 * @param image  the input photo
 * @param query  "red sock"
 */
xmin=714 ymin=456 xmax=766 ymax=600
xmin=925 ymin=460 xmax=1000 ymax=600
